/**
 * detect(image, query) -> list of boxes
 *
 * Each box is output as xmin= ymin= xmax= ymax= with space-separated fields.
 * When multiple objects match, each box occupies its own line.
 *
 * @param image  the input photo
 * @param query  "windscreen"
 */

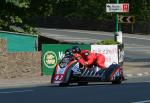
xmin=59 ymin=55 xmax=73 ymax=68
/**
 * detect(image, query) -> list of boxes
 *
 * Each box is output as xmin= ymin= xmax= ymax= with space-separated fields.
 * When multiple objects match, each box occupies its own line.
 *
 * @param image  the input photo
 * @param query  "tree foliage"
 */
xmin=0 ymin=0 xmax=150 ymax=34
xmin=52 ymin=0 xmax=150 ymax=21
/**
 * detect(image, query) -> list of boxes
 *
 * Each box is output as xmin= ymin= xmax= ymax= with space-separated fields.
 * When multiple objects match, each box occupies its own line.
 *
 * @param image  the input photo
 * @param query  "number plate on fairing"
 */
xmin=54 ymin=74 xmax=64 ymax=83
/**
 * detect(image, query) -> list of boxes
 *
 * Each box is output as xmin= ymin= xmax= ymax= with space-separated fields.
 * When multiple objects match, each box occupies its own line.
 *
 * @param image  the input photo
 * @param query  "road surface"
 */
xmin=0 ymin=76 xmax=150 ymax=103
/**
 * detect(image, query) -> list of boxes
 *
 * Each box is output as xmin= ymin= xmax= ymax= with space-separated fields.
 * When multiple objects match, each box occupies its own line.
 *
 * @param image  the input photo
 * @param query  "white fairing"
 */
xmin=56 ymin=65 xmax=66 ymax=74
xmin=71 ymin=62 xmax=79 ymax=72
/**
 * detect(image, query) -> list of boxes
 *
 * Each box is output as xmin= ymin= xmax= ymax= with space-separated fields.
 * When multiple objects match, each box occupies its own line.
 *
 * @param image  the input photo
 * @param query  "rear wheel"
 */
xmin=112 ymin=77 xmax=122 ymax=84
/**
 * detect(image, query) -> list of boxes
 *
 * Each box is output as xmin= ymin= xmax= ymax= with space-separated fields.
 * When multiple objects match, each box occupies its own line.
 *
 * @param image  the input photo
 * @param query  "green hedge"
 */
xmin=96 ymin=39 xmax=120 ymax=45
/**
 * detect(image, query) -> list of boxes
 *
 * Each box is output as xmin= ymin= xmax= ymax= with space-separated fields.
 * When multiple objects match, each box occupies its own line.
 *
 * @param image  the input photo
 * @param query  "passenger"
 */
xmin=72 ymin=46 xmax=106 ymax=69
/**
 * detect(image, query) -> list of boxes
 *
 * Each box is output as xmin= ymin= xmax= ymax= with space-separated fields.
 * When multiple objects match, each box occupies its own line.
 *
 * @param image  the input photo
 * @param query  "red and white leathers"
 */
xmin=77 ymin=50 xmax=106 ymax=69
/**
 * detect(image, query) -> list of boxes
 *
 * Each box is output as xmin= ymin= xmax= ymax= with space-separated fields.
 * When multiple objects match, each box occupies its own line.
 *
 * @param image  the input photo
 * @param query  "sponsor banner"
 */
xmin=91 ymin=45 xmax=118 ymax=67
xmin=42 ymin=44 xmax=90 ymax=75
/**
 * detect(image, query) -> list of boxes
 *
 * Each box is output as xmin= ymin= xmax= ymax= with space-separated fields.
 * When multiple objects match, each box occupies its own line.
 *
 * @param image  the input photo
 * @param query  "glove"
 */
xmin=84 ymin=62 xmax=88 ymax=66
xmin=83 ymin=62 xmax=88 ymax=68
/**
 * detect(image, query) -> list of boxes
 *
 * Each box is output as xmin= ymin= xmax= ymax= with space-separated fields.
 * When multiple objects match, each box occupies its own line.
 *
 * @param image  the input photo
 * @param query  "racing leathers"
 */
xmin=74 ymin=53 xmax=85 ymax=68
xmin=74 ymin=50 xmax=106 ymax=69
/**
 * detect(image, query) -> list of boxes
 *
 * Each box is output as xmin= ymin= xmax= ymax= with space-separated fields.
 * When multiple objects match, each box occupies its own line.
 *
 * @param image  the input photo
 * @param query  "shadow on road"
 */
xmin=43 ymin=82 xmax=127 ymax=88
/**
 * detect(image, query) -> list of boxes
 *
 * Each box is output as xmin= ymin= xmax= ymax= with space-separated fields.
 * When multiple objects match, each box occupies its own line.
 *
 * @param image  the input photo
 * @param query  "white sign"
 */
xmin=58 ymin=51 xmax=65 ymax=60
xmin=106 ymin=3 xmax=129 ymax=12
xmin=91 ymin=45 xmax=118 ymax=67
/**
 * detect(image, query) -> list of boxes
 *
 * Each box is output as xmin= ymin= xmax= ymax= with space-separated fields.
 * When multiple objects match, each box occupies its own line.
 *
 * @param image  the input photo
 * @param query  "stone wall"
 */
xmin=0 ymin=39 xmax=41 ymax=79
xmin=0 ymin=39 xmax=8 ymax=78
xmin=0 ymin=39 xmax=7 ymax=54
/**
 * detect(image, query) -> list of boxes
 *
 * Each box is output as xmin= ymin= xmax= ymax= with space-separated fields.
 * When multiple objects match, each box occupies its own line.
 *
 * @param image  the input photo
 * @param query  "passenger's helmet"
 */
xmin=72 ymin=46 xmax=81 ymax=53
xmin=65 ymin=49 xmax=73 ymax=56
xmin=81 ymin=50 xmax=90 ymax=56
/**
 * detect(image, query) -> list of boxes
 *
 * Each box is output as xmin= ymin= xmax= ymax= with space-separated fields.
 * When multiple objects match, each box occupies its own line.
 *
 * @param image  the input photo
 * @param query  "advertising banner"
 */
xmin=91 ymin=45 xmax=118 ymax=67
xmin=42 ymin=44 xmax=90 ymax=75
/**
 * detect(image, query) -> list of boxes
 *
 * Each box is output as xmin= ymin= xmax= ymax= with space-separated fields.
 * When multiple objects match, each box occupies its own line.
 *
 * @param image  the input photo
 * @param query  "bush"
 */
xmin=0 ymin=10 xmax=38 ymax=34
xmin=96 ymin=39 xmax=120 ymax=45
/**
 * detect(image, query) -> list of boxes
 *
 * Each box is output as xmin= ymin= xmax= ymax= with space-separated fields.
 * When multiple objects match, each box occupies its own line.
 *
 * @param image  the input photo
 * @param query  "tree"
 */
xmin=0 ymin=0 xmax=37 ymax=34
xmin=53 ymin=0 xmax=109 ymax=20
xmin=0 ymin=0 xmax=150 ymax=34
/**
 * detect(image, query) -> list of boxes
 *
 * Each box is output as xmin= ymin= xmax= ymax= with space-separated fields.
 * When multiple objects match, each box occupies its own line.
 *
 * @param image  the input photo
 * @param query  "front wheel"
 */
xmin=112 ymin=77 xmax=122 ymax=84
xmin=78 ymin=82 xmax=88 ymax=86
xmin=59 ymin=82 xmax=69 ymax=87
xmin=59 ymin=71 xmax=73 ymax=87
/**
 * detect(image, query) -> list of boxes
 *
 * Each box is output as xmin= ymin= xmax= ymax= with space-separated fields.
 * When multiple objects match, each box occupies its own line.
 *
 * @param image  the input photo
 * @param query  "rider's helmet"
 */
xmin=65 ymin=49 xmax=73 ymax=56
xmin=72 ymin=46 xmax=81 ymax=53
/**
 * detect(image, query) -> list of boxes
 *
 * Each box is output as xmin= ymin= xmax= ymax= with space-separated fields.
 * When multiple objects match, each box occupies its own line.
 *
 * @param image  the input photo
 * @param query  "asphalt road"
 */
xmin=0 ymin=76 xmax=150 ymax=103
xmin=38 ymin=28 xmax=150 ymax=61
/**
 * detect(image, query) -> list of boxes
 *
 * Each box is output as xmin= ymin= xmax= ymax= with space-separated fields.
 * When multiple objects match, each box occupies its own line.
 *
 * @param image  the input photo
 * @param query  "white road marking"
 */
xmin=137 ymin=73 xmax=143 ymax=76
xmin=0 ymin=90 xmax=33 ymax=94
xmin=41 ymin=33 xmax=66 ymax=37
xmin=125 ymin=74 xmax=133 ymax=77
xmin=132 ymin=100 xmax=150 ymax=103
xmin=144 ymin=72 xmax=149 ymax=75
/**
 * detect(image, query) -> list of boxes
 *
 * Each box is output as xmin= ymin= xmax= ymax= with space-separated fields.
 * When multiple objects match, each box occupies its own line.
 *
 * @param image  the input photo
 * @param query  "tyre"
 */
xmin=59 ymin=82 xmax=69 ymax=87
xmin=112 ymin=77 xmax=122 ymax=84
xmin=78 ymin=82 xmax=88 ymax=86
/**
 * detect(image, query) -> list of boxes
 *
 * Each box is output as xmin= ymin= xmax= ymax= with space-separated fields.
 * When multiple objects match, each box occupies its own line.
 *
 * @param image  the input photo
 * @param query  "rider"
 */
xmin=72 ymin=46 xmax=84 ymax=58
xmin=72 ymin=46 xmax=106 ymax=69
xmin=65 ymin=49 xmax=74 ymax=56
xmin=65 ymin=48 xmax=84 ymax=61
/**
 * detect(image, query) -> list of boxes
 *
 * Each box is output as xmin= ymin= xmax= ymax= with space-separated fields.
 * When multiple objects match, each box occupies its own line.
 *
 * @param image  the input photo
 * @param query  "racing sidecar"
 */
xmin=51 ymin=55 xmax=125 ymax=86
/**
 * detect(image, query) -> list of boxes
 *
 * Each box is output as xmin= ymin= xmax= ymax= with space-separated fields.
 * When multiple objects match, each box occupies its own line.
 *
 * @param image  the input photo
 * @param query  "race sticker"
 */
xmin=43 ymin=51 xmax=57 ymax=68
xmin=54 ymin=74 xmax=64 ymax=81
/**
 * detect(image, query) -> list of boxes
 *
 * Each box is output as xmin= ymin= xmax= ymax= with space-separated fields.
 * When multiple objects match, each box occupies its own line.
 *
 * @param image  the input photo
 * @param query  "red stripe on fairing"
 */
xmin=53 ymin=64 xmax=60 ymax=82
xmin=52 ymin=64 xmax=58 ymax=79
xmin=64 ymin=60 xmax=77 ymax=76
xmin=109 ymin=67 xmax=120 ymax=80
xmin=55 ymin=64 xmax=59 ymax=74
